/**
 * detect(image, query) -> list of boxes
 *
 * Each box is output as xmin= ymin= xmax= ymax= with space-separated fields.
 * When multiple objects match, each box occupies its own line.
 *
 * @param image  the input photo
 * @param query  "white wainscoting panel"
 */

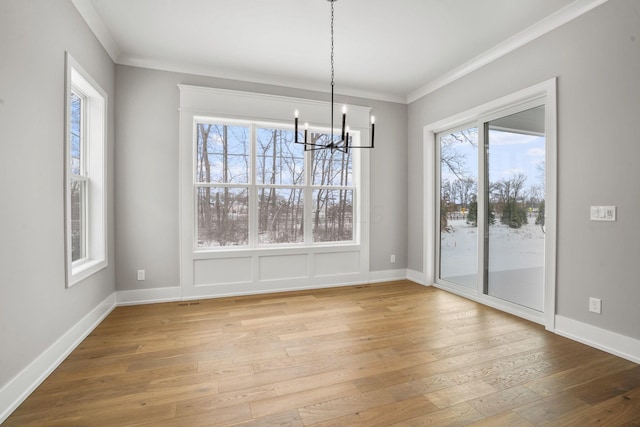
xmin=259 ymin=254 xmax=308 ymax=281
xmin=194 ymin=257 xmax=253 ymax=286
xmin=314 ymin=251 xmax=360 ymax=277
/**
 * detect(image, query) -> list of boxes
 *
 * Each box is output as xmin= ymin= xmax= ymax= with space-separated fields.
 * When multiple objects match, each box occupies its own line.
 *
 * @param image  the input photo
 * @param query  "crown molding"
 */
xmin=70 ymin=0 xmax=120 ymax=61
xmin=406 ymin=0 xmax=609 ymax=104
xmin=117 ymin=55 xmax=407 ymax=104
xmin=71 ymin=0 xmax=608 ymax=105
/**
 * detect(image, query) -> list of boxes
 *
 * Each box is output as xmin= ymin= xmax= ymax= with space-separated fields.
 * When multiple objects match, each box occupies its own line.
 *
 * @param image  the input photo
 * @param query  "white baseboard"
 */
xmin=116 ymin=286 xmax=181 ymax=306
xmin=407 ymin=269 xmax=427 ymax=285
xmin=554 ymin=315 xmax=640 ymax=364
xmin=368 ymin=269 xmax=408 ymax=283
xmin=0 ymin=293 xmax=116 ymax=425
xmin=115 ymin=271 xmax=423 ymax=306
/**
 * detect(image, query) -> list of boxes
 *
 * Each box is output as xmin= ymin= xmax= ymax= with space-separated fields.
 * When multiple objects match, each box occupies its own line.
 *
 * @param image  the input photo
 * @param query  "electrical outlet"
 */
xmin=589 ymin=297 xmax=601 ymax=314
xmin=137 ymin=269 xmax=145 ymax=281
xmin=390 ymin=254 xmax=396 ymax=263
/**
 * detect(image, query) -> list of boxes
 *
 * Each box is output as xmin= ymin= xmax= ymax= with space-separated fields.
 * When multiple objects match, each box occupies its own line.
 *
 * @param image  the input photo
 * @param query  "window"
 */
xmin=195 ymin=119 xmax=355 ymax=249
xmin=64 ymin=53 xmax=107 ymax=286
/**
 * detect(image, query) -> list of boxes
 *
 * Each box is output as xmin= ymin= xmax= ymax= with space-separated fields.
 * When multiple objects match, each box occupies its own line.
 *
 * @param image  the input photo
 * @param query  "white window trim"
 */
xmin=64 ymin=52 xmax=108 ymax=287
xmin=179 ymin=85 xmax=371 ymax=299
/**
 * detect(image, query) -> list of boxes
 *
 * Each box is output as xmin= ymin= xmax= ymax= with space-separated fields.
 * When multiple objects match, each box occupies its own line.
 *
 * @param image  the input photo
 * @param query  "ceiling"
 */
xmin=72 ymin=0 xmax=605 ymax=103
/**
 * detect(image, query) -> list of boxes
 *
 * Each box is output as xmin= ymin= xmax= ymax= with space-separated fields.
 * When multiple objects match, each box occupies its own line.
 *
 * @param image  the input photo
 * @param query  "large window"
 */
xmin=179 ymin=86 xmax=370 ymax=298
xmin=65 ymin=53 xmax=107 ymax=286
xmin=195 ymin=119 xmax=354 ymax=249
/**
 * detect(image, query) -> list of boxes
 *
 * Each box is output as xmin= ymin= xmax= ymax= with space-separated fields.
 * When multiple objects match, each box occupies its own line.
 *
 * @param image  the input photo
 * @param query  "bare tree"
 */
xmin=440 ymin=129 xmax=477 ymax=231
xmin=492 ymin=173 xmax=528 ymax=228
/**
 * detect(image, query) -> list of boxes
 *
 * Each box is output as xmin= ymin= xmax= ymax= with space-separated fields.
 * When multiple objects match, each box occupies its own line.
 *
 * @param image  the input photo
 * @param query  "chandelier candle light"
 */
xmin=294 ymin=0 xmax=375 ymax=152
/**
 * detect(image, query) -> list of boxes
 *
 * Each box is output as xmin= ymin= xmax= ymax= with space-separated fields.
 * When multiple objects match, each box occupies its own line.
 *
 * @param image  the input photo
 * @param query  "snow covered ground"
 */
xmin=440 ymin=219 xmax=544 ymax=311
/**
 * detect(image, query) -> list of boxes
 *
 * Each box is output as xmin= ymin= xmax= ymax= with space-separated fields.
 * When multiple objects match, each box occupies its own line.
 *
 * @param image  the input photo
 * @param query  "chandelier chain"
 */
xmin=330 ymin=0 xmax=334 ymax=87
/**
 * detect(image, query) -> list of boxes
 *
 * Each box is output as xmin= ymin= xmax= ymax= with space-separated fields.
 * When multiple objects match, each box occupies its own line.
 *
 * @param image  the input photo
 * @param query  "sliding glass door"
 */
xmin=436 ymin=99 xmax=550 ymax=318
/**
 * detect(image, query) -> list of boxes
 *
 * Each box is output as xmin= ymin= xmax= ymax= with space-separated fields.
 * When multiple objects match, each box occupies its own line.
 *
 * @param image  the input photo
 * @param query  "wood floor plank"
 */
xmin=524 ymin=353 xmax=635 ymax=396
xmin=468 ymin=384 xmax=543 ymax=418
xmin=4 ymin=281 xmax=640 ymax=426
xmin=511 ymin=390 xmax=589 ymax=425
xmin=249 ymin=381 xmax=359 ymax=419
xmin=425 ymin=379 xmax=499 ymax=409
xmin=569 ymin=364 xmax=640 ymax=405
xmin=306 ymin=395 xmax=439 ymax=427
xmin=297 ymin=388 xmax=396 ymax=425
xmin=388 ymin=402 xmax=485 ymax=427
xmin=543 ymin=386 xmax=640 ymax=426
xmin=465 ymin=411 xmax=535 ymax=426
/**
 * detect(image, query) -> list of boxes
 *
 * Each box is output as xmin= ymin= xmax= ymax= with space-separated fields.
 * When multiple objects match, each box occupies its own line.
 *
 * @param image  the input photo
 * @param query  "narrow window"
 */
xmin=65 ymin=53 xmax=107 ymax=286
xmin=69 ymin=91 xmax=87 ymax=262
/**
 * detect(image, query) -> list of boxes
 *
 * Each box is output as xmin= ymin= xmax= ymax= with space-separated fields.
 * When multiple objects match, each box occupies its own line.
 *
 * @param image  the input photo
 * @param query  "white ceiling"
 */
xmin=72 ymin=0 xmax=606 ymax=103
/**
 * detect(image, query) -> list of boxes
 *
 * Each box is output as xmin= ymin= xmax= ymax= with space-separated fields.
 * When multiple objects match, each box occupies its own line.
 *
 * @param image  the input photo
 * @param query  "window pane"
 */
xmin=256 ymin=128 xmax=304 ymax=185
xmin=197 ymin=187 xmax=248 ymax=247
xmin=439 ymin=127 xmax=478 ymax=289
xmin=311 ymin=134 xmax=352 ymax=186
xmin=196 ymin=124 xmax=249 ymax=184
xmin=312 ymin=189 xmax=353 ymax=242
xmin=258 ymin=188 xmax=304 ymax=245
xmin=70 ymin=179 xmax=85 ymax=261
xmin=70 ymin=92 xmax=82 ymax=175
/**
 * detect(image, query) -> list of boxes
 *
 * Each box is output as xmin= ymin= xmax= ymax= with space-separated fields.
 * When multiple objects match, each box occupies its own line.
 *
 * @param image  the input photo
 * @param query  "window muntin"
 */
xmin=194 ymin=119 xmax=356 ymax=249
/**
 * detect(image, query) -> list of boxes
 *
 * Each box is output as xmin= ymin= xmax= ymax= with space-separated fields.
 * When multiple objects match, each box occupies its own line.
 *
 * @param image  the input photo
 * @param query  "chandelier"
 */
xmin=294 ymin=0 xmax=375 ymax=152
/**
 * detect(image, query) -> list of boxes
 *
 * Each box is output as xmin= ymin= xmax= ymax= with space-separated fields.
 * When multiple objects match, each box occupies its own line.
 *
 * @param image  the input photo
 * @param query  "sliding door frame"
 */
xmin=424 ymin=78 xmax=557 ymax=331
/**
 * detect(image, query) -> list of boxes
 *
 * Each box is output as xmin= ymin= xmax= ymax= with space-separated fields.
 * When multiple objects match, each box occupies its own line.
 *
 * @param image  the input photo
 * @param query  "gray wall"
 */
xmin=114 ymin=66 xmax=408 ymax=291
xmin=408 ymin=0 xmax=640 ymax=339
xmin=0 ymin=0 xmax=115 ymax=387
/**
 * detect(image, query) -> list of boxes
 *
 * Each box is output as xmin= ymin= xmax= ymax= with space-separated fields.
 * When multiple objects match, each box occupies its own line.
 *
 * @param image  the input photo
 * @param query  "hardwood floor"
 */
xmin=5 ymin=281 xmax=640 ymax=426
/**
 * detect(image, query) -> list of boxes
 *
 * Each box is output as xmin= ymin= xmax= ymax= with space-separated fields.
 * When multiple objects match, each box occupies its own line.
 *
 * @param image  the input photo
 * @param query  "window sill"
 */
xmin=192 ymin=243 xmax=361 ymax=259
xmin=68 ymin=258 xmax=107 ymax=287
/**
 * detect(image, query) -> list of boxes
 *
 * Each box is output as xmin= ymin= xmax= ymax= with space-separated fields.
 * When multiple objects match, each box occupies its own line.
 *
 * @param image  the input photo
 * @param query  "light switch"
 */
xmin=590 ymin=206 xmax=616 ymax=222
